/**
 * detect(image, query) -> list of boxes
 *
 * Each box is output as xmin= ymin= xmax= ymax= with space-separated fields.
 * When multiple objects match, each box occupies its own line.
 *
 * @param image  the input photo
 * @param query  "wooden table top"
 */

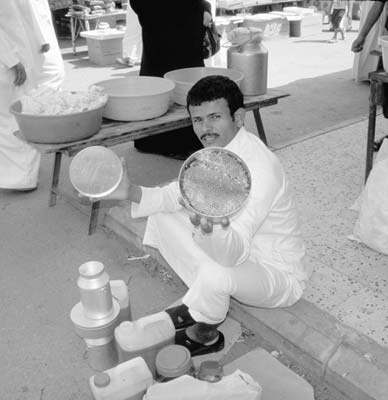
xmin=31 ymin=88 xmax=289 ymax=156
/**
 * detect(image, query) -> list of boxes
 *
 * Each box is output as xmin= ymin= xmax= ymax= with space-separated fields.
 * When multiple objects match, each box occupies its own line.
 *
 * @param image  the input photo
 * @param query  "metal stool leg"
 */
xmin=365 ymin=81 xmax=378 ymax=182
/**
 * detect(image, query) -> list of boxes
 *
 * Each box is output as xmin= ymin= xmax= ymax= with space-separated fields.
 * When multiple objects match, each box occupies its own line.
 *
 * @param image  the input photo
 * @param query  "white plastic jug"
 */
xmin=115 ymin=312 xmax=175 ymax=375
xmin=89 ymin=357 xmax=153 ymax=400
xmin=110 ymin=280 xmax=132 ymax=322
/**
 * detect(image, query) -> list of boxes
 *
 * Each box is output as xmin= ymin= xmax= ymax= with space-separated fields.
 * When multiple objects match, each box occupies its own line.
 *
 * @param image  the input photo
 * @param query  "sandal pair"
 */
xmin=165 ymin=304 xmax=225 ymax=356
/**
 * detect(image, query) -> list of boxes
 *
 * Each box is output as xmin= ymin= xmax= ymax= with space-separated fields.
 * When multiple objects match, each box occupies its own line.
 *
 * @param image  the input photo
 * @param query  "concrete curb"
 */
xmin=103 ymin=209 xmax=388 ymax=400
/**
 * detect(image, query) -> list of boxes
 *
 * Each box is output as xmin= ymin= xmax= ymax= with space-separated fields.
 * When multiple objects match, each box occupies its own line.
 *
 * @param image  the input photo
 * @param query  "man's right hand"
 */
xmin=11 ymin=62 xmax=27 ymax=86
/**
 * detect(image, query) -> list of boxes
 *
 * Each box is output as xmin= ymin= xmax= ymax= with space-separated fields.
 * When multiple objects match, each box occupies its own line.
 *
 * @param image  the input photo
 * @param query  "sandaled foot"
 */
xmin=165 ymin=304 xmax=196 ymax=330
xmin=328 ymin=38 xmax=337 ymax=43
xmin=175 ymin=327 xmax=224 ymax=357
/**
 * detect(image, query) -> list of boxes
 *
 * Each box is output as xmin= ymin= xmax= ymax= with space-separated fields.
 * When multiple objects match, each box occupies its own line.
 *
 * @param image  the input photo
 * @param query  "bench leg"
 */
xmin=365 ymin=81 xmax=378 ymax=183
xmin=49 ymin=152 xmax=62 ymax=207
xmin=252 ymin=108 xmax=268 ymax=146
xmin=88 ymin=201 xmax=100 ymax=235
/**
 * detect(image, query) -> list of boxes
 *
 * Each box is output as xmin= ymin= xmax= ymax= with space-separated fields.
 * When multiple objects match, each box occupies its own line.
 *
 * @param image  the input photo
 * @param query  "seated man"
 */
xmin=104 ymin=75 xmax=310 ymax=354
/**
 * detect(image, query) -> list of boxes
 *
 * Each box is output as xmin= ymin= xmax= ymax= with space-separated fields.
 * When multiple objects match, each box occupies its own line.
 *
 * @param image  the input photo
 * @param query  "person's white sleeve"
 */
xmin=131 ymin=181 xmax=182 ymax=217
xmin=0 ymin=27 xmax=20 ymax=68
xmin=193 ymin=167 xmax=281 ymax=267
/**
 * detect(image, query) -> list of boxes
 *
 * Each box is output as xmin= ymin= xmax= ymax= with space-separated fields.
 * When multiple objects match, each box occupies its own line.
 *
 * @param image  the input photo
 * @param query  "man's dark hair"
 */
xmin=186 ymin=75 xmax=244 ymax=117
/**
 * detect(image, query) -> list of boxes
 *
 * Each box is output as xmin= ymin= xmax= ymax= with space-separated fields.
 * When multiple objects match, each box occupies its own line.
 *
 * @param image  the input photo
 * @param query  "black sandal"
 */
xmin=174 ymin=329 xmax=225 ymax=357
xmin=165 ymin=304 xmax=196 ymax=330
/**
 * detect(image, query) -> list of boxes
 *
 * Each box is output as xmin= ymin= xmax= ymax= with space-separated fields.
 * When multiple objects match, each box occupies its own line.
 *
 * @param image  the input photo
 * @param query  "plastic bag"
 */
xmin=351 ymin=139 xmax=388 ymax=254
xmin=143 ymin=369 xmax=262 ymax=400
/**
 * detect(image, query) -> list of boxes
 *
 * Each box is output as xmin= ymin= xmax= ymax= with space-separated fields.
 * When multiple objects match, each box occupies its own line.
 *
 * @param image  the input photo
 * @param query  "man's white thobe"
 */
xmin=122 ymin=4 xmax=142 ymax=63
xmin=132 ymin=128 xmax=310 ymax=324
xmin=0 ymin=0 xmax=64 ymax=189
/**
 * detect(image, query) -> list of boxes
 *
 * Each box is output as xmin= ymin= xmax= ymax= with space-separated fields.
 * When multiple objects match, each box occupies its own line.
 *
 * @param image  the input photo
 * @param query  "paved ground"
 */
xmin=2 ymin=17 xmax=388 ymax=400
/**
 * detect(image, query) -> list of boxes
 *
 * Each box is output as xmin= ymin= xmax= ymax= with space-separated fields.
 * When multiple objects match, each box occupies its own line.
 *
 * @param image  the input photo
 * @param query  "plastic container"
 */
xmin=110 ymin=280 xmax=132 ymax=322
xmin=10 ymin=99 xmax=106 ymax=144
xmin=288 ymin=16 xmax=302 ymax=38
xmin=163 ymin=67 xmax=244 ymax=106
xmin=115 ymin=312 xmax=175 ymax=375
xmin=77 ymin=261 xmax=113 ymax=320
xmin=80 ymin=29 xmax=125 ymax=66
xmin=155 ymin=345 xmax=195 ymax=382
xmin=197 ymin=360 xmax=224 ymax=382
xmin=95 ymin=76 xmax=175 ymax=121
xmin=89 ymin=357 xmax=153 ymax=400
xmin=379 ymin=36 xmax=388 ymax=73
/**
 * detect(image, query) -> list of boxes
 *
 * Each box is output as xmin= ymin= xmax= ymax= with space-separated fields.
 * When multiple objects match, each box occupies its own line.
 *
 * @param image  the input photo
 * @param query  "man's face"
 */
xmin=189 ymin=98 xmax=243 ymax=148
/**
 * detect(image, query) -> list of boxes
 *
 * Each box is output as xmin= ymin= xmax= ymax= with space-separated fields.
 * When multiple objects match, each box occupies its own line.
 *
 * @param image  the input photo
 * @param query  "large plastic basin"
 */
xmin=164 ymin=67 xmax=244 ymax=106
xmin=95 ymin=76 xmax=175 ymax=121
xmin=10 ymin=100 xmax=107 ymax=144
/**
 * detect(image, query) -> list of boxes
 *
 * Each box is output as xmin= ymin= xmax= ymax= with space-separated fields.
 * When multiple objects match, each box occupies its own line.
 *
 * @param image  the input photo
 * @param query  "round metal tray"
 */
xmin=178 ymin=147 xmax=251 ymax=219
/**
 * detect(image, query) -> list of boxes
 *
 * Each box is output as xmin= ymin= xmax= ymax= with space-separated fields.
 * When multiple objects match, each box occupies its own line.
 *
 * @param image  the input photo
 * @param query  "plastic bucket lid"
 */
xmin=155 ymin=345 xmax=193 ymax=378
xmin=69 ymin=146 xmax=123 ymax=199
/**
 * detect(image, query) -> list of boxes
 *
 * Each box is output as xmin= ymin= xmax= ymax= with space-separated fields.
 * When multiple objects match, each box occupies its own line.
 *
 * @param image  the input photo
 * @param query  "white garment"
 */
xmin=131 ymin=128 xmax=309 ymax=324
xmin=353 ymin=1 xmax=388 ymax=83
xmin=0 ymin=0 xmax=64 ymax=189
xmin=122 ymin=4 xmax=142 ymax=62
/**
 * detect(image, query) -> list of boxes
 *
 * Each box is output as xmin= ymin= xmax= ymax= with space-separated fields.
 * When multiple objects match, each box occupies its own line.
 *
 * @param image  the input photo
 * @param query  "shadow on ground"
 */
xmin=247 ymin=69 xmax=371 ymax=148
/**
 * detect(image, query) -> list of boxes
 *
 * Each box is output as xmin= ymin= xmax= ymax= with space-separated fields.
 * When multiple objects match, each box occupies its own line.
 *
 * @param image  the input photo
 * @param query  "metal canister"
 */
xmin=227 ymin=34 xmax=268 ymax=96
xmin=77 ymin=261 xmax=113 ymax=320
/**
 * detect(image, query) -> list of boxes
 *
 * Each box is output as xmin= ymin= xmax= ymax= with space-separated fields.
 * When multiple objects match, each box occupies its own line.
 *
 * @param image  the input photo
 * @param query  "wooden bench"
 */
xmin=31 ymin=89 xmax=289 ymax=234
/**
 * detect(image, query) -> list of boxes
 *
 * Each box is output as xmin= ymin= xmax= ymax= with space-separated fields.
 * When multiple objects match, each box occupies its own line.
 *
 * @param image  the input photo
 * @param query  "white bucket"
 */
xmin=378 ymin=36 xmax=388 ymax=73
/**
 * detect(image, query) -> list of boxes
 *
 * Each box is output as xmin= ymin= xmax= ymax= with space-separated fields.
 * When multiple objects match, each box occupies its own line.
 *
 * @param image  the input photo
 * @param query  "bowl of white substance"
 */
xmin=10 ymin=87 xmax=108 ymax=144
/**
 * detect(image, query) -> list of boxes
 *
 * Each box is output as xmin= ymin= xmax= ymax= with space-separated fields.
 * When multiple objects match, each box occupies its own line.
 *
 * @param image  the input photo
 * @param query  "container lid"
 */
xmin=94 ymin=372 xmax=111 ymax=388
xmin=69 ymin=146 xmax=123 ymax=199
xmin=155 ymin=345 xmax=192 ymax=378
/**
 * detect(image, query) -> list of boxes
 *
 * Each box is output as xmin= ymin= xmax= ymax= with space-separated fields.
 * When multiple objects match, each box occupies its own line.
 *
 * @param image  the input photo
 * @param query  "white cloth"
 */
xmin=122 ymin=4 xmax=142 ymax=62
xmin=132 ymin=128 xmax=309 ymax=323
xmin=353 ymin=1 xmax=388 ymax=83
xmin=0 ymin=0 xmax=64 ymax=189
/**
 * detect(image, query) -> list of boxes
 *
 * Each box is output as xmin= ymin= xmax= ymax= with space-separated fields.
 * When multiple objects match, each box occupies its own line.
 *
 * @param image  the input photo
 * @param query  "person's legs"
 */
xmin=182 ymin=258 xmax=303 ymax=325
xmin=0 ymin=78 xmax=41 ymax=189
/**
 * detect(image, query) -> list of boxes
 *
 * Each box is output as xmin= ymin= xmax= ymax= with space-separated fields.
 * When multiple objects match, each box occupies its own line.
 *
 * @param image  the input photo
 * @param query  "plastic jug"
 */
xmin=115 ymin=311 xmax=175 ymax=376
xmin=227 ymin=27 xmax=268 ymax=96
xmin=110 ymin=280 xmax=132 ymax=323
xmin=89 ymin=357 xmax=153 ymax=400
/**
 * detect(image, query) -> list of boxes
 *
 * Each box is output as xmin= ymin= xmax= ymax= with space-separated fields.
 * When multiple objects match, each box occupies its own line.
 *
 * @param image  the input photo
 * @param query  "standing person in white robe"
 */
xmin=100 ymin=76 xmax=309 ymax=351
xmin=0 ymin=0 xmax=64 ymax=190
xmin=352 ymin=0 xmax=388 ymax=83
xmin=116 ymin=2 xmax=142 ymax=67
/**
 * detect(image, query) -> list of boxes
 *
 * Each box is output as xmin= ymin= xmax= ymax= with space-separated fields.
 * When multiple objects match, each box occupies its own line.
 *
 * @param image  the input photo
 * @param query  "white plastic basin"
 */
xmin=95 ymin=76 xmax=175 ymax=121
xmin=163 ymin=67 xmax=245 ymax=106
